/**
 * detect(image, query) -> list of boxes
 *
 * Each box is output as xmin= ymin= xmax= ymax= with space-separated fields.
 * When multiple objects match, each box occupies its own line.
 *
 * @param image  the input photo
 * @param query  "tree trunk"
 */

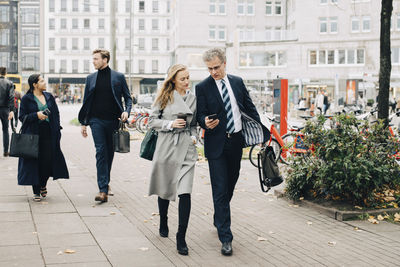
xmin=378 ymin=0 xmax=393 ymax=123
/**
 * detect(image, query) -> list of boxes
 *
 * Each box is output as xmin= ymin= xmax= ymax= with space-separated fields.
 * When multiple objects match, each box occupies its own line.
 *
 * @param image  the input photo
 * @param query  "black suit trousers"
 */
xmin=208 ymin=132 xmax=243 ymax=243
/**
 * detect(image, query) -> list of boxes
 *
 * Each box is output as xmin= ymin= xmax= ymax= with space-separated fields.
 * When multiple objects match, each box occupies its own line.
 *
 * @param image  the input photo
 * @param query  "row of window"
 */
xmin=319 ymin=16 xmax=371 ymax=34
xmin=239 ymin=51 xmax=286 ymax=67
xmin=309 ymin=49 xmax=365 ymax=65
xmin=48 ymin=18 xmax=170 ymax=32
xmin=49 ymin=0 xmax=168 ymax=14
xmin=0 ymin=52 xmax=39 ymax=72
xmin=209 ymin=26 xmax=285 ymax=41
xmin=209 ymin=0 xmax=282 ymax=16
xmin=48 ymin=37 xmax=169 ymax=52
xmin=321 ymin=0 xmax=370 ymax=3
xmin=48 ymin=59 xmax=160 ymax=74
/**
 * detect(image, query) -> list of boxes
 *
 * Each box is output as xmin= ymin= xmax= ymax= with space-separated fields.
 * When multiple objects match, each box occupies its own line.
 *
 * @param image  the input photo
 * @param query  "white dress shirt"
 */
xmin=214 ymin=75 xmax=242 ymax=133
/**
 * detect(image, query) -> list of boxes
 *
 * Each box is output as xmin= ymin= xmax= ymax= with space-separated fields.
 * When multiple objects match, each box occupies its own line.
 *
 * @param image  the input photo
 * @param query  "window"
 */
xmin=49 ymin=38 xmax=55 ymax=50
xmin=139 ymin=1 xmax=145 ymax=12
xmin=60 ymin=38 xmax=67 ymax=50
xmin=209 ymin=25 xmax=226 ymax=41
xmin=139 ymin=60 xmax=145 ymax=73
xmin=60 ymin=60 xmax=67 ymax=73
xmin=126 ymin=0 xmax=131 ymax=12
xmin=309 ymin=49 xmax=365 ymax=66
xmin=22 ymin=29 xmax=39 ymax=47
xmin=72 ymin=60 xmax=78 ymax=73
xmin=167 ymin=19 xmax=170 ymax=30
xmin=99 ymin=19 xmax=105 ymax=30
xmin=237 ymin=0 xmax=245 ymax=15
xmin=49 ymin=59 xmax=55 ymax=73
xmin=320 ymin=0 xmax=327 ymax=4
xmin=152 ymin=1 xmax=159 ymax=13
xmin=152 ymin=60 xmax=158 ymax=73
xmin=275 ymin=1 xmax=282 ymax=15
xmin=21 ymin=8 xmax=39 ymax=24
xmin=125 ymin=19 xmax=130 ymax=30
xmin=152 ymin=38 xmax=159 ymax=51
xmin=60 ymin=18 xmax=67 ymax=29
xmin=84 ymin=19 xmax=90 ymax=29
xmin=125 ymin=38 xmax=130 ymax=50
xmin=239 ymin=51 xmax=286 ymax=67
xmin=274 ymin=27 xmax=281 ymax=40
xmin=265 ymin=27 xmax=272 ymax=40
xmin=139 ymin=19 xmax=145 ymax=31
xmin=392 ymin=47 xmax=400 ymax=64
xmin=22 ymin=53 xmax=39 ymax=71
xmin=60 ymin=0 xmax=67 ymax=12
xmin=72 ymin=19 xmax=78 ymax=29
xmin=125 ymin=60 xmax=130 ymax=73
xmin=0 ymin=29 xmax=9 ymax=46
xmin=247 ymin=0 xmax=254 ymax=15
xmin=84 ymin=60 xmax=90 ymax=72
xmin=330 ymin=17 xmax=337 ymax=33
xmin=0 ymin=6 xmax=8 ymax=22
xmin=98 ymin=38 xmax=104 ymax=48
xmin=139 ymin=38 xmax=145 ymax=50
xmin=99 ymin=0 xmax=105 ymax=12
xmin=49 ymin=0 xmax=55 ymax=12
xmin=209 ymin=25 xmax=216 ymax=40
xmin=210 ymin=0 xmax=226 ymax=15
xmin=167 ymin=1 xmax=170 ymax=13
xmin=73 ymin=0 xmax=79 ymax=11
xmin=84 ymin=0 xmax=90 ymax=12
xmin=84 ymin=38 xmax=90 ymax=50
xmin=167 ymin=38 xmax=170 ymax=51
xmin=218 ymin=26 xmax=226 ymax=40
xmin=362 ymin=16 xmax=370 ymax=32
xmin=238 ymin=26 xmax=255 ymax=41
xmin=319 ymin=17 xmax=327 ymax=33
xmin=49 ymin=18 xmax=55 ymax=30
xmin=152 ymin=19 xmax=159 ymax=30
xmin=72 ymin=38 xmax=78 ymax=50
xmin=351 ymin=17 xmax=360 ymax=32
xmin=265 ymin=1 xmax=272 ymax=15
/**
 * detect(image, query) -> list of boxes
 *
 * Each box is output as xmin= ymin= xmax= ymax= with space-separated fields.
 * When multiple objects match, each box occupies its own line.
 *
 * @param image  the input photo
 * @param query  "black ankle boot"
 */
xmin=159 ymin=215 xmax=169 ymax=237
xmin=176 ymin=226 xmax=188 ymax=255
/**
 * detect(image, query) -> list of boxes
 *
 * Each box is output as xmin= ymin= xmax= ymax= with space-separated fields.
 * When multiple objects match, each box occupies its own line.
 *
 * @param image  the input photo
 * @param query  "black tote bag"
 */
xmin=257 ymin=145 xmax=283 ymax=192
xmin=113 ymin=121 xmax=130 ymax=153
xmin=139 ymin=109 xmax=163 ymax=161
xmin=9 ymin=117 xmax=39 ymax=159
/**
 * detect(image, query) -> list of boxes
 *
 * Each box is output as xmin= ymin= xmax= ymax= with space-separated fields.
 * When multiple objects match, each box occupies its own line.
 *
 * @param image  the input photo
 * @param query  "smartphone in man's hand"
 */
xmin=208 ymin=114 xmax=218 ymax=120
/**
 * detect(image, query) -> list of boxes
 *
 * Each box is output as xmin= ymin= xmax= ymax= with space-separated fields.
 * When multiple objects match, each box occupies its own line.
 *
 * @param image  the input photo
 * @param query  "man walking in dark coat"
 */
xmin=78 ymin=49 xmax=132 ymax=203
xmin=0 ymin=67 xmax=14 ymax=157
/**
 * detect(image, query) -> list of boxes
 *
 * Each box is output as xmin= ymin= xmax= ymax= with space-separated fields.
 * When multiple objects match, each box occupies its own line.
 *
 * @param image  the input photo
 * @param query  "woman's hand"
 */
xmin=172 ymin=119 xmax=186 ymax=129
xmin=37 ymin=111 xmax=48 ymax=121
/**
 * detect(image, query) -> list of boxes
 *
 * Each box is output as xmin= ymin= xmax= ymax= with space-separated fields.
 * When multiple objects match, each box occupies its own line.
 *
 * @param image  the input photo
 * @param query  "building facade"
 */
xmin=0 ymin=1 xmax=18 ymax=74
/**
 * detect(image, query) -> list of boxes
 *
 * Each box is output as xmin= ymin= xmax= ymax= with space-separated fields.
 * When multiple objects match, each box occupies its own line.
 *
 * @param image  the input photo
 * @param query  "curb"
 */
xmin=274 ymin=189 xmax=400 ymax=221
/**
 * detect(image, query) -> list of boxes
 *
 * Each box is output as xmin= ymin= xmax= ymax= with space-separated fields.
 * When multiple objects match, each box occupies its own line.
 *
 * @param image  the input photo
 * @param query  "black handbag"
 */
xmin=257 ymin=145 xmax=283 ymax=192
xmin=139 ymin=109 xmax=163 ymax=161
xmin=113 ymin=121 xmax=130 ymax=153
xmin=9 ymin=116 xmax=39 ymax=159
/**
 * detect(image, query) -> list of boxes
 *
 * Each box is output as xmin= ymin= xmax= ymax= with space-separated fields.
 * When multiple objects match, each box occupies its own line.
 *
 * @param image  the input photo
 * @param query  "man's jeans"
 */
xmin=0 ymin=107 xmax=10 ymax=154
xmin=89 ymin=117 xmax=118 ymax=193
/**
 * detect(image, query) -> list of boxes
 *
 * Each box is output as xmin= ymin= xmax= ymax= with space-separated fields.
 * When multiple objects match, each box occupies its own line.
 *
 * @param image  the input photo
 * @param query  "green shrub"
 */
xmin=285 ymin=114 xmax=400 ymax=207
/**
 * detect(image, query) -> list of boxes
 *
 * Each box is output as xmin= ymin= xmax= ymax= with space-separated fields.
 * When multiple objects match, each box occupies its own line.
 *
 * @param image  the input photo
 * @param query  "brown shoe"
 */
xmin=95 ymin=192 xmax=108 ymax=203
xmin=3 ymin=152 xmax=9 ymax=157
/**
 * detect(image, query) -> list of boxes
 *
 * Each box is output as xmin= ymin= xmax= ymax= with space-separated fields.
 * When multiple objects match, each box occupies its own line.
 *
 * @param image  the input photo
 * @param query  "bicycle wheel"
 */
xmin=280 ymin=133 xmax=296 ymax=164
xmin=249 ymin=139 xmax=281 ymax=168
xmin=136 ymin=116 xmax=145 ymax=133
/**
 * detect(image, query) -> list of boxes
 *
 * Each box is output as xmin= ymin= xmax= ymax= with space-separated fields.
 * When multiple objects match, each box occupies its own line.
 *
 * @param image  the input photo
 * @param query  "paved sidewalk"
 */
xmin=1 ymin=104 xmax=400 ymax=266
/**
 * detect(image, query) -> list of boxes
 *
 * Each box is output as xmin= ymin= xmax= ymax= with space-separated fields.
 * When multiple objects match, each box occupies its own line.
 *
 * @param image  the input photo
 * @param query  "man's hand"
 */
xmin=172 ymin=119 xmax=186 ymax=129
xmin=8 ymin=111 xmax=14 ymax=120
xmin=205 ymin=116 xmax=219 ymax=130
xmin=121 ymin=112 xmax=128 ymax=122
xmin=81 ymin=125 xmax=88 ymax=138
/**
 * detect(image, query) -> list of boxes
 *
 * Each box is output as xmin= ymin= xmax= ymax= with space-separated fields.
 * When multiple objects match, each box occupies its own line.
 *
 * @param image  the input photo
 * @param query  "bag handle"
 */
xmin=10 ymin=115 xmax=28 ymax=134
xmin=158 ymin=109 xmax=163 ymax=119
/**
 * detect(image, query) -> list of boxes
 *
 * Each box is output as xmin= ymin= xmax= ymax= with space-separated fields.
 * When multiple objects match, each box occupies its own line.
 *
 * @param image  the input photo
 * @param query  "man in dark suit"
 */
xmin=0 ymin=67 xmax=14 ymax=157
xmin=196 ymin=48 xmax=267 ymax=256
xmin=79 ymin=49 xmax=132 ymax=203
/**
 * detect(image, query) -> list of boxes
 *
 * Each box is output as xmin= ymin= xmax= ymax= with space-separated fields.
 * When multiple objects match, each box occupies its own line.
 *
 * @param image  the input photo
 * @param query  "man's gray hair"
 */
xmin=203 ymin=48 xmax=226 ymax=63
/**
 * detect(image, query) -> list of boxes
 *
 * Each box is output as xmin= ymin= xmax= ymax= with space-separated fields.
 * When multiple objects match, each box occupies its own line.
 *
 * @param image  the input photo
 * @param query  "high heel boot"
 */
xmin=176 ymin=194 xmax=191 ymax=255
xmin=158 ymin=197 xmax=169 ymax=237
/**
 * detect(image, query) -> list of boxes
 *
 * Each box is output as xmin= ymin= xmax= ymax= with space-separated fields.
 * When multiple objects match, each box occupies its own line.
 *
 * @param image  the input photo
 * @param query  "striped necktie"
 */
xmin=221 ymin=79 xmax=235 ymax=134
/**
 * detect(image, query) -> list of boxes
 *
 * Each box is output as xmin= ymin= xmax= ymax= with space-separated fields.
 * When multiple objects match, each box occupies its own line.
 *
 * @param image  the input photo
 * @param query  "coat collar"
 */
xmin=169 ymin=90 xmax=194 ymax=116
xmin=26 ymin=92 xmax=53 ymax=109
xmin=88 ymin=69 xmax=117 ymax=93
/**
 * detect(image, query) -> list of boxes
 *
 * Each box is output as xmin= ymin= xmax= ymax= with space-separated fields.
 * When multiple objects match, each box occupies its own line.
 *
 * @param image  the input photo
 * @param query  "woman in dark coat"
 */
xmin=18 ymin=74 xmax=69 ymax=201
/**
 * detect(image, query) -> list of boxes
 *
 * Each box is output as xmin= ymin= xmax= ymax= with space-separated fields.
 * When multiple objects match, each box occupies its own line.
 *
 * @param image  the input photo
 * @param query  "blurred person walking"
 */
xmin=13 ymin=90 xmax=21 ymax=127
xmin=79 ymin=49 xmax=132 ymax=203
xmin=0 ymin=67 xmax=14 ymax=157
xmin=148 ymin=64 xmax=197 ymax=256
xmin=17 ymin=74 xmax=69 ymax=201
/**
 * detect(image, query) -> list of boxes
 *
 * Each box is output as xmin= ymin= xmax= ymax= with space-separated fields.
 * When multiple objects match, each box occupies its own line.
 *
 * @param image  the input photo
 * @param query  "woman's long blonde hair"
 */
xmin=154 ymin=64 xmax=187 ymax=110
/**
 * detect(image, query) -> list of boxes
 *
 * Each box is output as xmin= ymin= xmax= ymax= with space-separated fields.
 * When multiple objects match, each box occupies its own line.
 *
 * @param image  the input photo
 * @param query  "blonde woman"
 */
xmin=148 ymin=64 xmax=197 ymax=256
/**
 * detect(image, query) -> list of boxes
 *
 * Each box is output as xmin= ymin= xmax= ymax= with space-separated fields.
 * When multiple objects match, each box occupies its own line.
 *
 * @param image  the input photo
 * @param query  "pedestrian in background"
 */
xmin=196 ymin=48 xmax=268 ymax=256
xmin=323 ymin=91 xmax=330 ymax=115
xmin=0 ymin=67 xmax=14 ymax=157
xmin=148 ymin=64 xmax=197 ymax=256
xmin=13 ymin=90 xmax=21 ymax=127
xmin=78 ymin=49 xmax=132 ymax=203
xmin=18 ymin=74 xmax=69 ymax=201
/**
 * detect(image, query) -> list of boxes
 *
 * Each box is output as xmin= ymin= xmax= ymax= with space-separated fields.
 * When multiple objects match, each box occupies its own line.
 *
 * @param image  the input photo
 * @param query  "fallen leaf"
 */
xmin=32 ymin=232 xmax=37 ymax=234
xmin=394 ymin=213 xmax=400 ymax=219
xmin=57 ymin=251 xmax=63 ymax=255
xmin=110 ymin=212 xmax=116 ymax=215
xmin=368 ymin=217 xmax=379 ymax=224
xmin=143 ymin=220 xmax=148 ymax=223
xmin=139 ymin=247 xmax=149 ymax=251
xmin=268 ymin=231 xmax=275 ymax=234
xmin=152 ymin=223 xmax=157 ymax=226
xmin=293 ymin=205 xmax=299 ymax=208
xmin=328 ymin=241 xmax=336 ymax=246
xmin=307 ymin=221 xmax=313 ymax=226
xmin=40 ymin=202 xmax=48 ymax=205
xmin=64 ymin=249 xmax=76 ymax=254
xmin=251 ymin=199 xmax=256 ymax=202
xmin=257 ymin=236 xmax=267 ymax=241
xmin=151 ymin=212 xmax=159 ymax=216
xmin=203 ymin=212 xmax=209 ymax=215
xmin=299 ymin=197 xmax=304 ymax=200
xmin=377 ymin=215 xmax=384 ymax=221
xmin=354 ymin=206 xmax=363 ymax=210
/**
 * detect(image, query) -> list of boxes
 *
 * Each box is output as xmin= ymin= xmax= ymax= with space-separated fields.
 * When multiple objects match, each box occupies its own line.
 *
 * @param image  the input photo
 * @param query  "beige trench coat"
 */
xmin=148 ymin=90 xmax=197 ymax=201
